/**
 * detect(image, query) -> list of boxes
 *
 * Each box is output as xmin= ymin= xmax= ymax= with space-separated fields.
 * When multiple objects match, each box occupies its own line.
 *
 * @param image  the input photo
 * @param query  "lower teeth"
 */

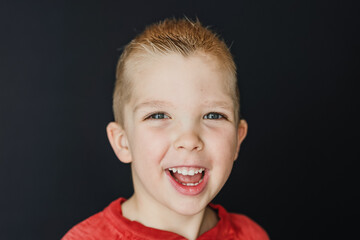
xmin=175 ymin=178 xmax=203 ymax=186
xmin=170 ymin=170 xmax=205 ymax=187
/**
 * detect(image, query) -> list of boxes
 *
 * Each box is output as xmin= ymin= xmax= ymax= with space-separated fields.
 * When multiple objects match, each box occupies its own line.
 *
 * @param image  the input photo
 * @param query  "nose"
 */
xmin=173 ymin=130 xmax=204 ymax=152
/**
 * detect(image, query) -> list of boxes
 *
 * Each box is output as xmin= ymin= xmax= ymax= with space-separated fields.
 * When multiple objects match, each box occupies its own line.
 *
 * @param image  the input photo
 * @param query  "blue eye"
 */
xmin=203 ymin=112 xmax=225 ymax=120
xmin=146 ymin=112 xmax=170 ymax=120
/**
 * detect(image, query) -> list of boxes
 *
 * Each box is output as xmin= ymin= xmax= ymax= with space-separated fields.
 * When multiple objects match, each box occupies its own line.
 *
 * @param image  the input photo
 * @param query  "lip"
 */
xmin=165 ymin=167 xmax=209 ymax=196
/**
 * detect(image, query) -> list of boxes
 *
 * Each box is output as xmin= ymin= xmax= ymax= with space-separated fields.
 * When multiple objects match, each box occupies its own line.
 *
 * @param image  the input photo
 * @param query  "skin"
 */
xmin=107 ymin=53 xmax=248 ymax=240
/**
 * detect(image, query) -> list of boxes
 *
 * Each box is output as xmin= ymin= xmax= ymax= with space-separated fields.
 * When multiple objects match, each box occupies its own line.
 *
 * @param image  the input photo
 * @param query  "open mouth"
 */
xmin=167 ymin=167 xmax=206 ymax=186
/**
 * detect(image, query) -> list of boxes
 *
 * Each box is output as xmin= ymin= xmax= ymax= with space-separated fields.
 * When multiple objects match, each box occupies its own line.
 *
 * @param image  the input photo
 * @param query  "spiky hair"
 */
xmin=113 ymin=18 xmax=239 ymax=125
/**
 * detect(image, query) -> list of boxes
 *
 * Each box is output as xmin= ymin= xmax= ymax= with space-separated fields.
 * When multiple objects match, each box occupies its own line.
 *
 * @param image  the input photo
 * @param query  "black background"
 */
xmin=0 ymin=0 xmax=358 ymax=239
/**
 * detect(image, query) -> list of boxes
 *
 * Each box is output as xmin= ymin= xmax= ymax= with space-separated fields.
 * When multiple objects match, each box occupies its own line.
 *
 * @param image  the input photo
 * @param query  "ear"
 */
xmin=106 ymin=122 xmax=132 ymax=163
xmin=234 ymin=119 xmax=248 ymax=160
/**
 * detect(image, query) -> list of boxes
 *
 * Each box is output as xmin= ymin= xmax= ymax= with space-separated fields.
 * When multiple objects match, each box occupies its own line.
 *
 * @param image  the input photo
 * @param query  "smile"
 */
xmin=168 ymin=167 xmax=205 ymax=186
xmin=165 ymin=166 xmax=208 ymax=195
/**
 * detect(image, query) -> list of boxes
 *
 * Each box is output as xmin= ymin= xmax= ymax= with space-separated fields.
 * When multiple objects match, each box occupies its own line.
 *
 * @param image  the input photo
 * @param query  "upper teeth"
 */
xmin=168 ymin=167 xmax=205 ymax=176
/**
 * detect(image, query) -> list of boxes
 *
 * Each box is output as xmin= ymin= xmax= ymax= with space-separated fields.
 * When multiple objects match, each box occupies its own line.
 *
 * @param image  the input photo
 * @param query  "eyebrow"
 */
xmin=134 ymin=100 xmax=234 ymax=112
xmin=134 ymin=100 xmax=174 ymax=112
xmin=201 ymin=100 xmax=234 ymax=111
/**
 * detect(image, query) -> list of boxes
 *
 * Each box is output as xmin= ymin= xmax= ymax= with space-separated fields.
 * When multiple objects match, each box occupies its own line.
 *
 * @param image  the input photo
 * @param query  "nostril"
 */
xmin=193 ymin=145 xmax=202 ymax=151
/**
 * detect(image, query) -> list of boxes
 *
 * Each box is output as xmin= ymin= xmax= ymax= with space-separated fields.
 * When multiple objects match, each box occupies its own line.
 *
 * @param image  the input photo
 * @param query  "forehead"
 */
xmin=126 ymin=52 xmax=233 ymax=102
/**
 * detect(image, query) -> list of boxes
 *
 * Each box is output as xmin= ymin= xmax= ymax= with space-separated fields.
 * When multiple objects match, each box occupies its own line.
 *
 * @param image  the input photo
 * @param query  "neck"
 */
xmin=122 ymin=194 xmax=218 ymax=240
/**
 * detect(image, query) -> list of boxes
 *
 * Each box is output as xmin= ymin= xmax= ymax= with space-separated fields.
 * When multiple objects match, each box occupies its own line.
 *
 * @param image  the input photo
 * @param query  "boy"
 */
xmin=63 ymin=18 xmax=269 ymax=240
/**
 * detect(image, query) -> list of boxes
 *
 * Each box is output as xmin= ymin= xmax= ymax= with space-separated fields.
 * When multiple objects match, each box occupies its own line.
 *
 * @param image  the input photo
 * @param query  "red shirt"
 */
xmin=62 ymin=198 xmax=269 ymax=240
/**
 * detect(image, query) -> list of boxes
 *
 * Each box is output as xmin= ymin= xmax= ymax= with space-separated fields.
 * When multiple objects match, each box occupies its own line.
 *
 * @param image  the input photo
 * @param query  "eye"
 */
xmin=203 ymin=112 xmax=226 ymax=120
xmin=145 ymin=112 xmax=170 ymax=120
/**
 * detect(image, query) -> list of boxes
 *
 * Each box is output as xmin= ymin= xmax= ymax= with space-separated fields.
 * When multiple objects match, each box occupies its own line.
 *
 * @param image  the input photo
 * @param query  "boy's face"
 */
xmin=110 ymin=53 xmax=247 ymax=216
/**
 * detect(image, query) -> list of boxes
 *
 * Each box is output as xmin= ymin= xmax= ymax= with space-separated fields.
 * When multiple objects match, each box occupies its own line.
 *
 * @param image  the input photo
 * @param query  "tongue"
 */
xmin=172 ymin=172 xmax=203 ymax=183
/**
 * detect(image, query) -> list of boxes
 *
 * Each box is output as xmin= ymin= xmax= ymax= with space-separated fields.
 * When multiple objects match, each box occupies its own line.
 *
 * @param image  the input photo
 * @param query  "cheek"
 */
xmin=130 ymin=127 xmax=171 ymax=164
xmin=205 ymin=127 xmax=238 ymax=161
xmin=205 ymin=127 xmax=237 ymax=182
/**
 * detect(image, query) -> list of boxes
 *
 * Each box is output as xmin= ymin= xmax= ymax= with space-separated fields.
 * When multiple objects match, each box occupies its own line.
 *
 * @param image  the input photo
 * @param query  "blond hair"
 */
xmin=113 ymin=18 xmax=240 ymax=126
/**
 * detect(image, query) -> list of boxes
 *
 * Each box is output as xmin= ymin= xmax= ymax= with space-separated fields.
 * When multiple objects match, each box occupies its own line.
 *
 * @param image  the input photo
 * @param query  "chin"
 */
xmin=167 ymin=197 xmax=210 ymax=216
